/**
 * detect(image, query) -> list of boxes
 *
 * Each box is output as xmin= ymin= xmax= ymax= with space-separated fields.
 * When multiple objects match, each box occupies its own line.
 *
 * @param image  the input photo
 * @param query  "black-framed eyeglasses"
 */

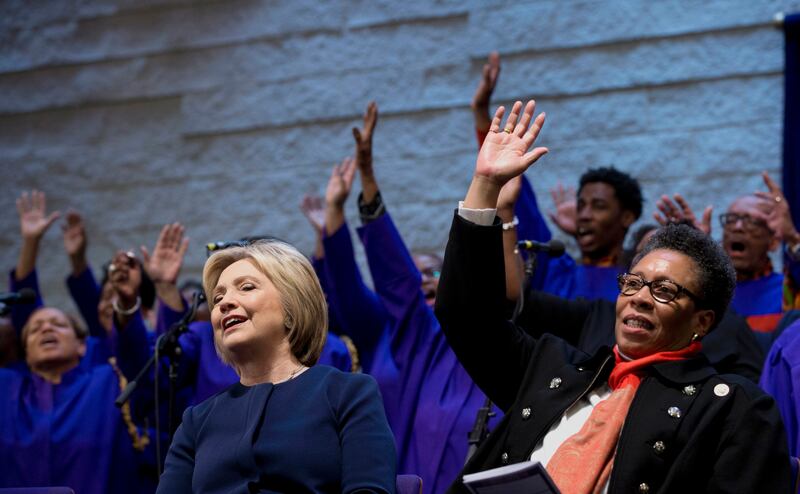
xmin=718 ymin=213 xmax=769 ymax=232
xmin=617 ymin=273 xmax=703 ymax=304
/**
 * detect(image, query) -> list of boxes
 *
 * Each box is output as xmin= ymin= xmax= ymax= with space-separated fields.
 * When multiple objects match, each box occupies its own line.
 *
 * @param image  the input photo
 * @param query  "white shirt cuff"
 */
xmin=458 ymin=201 xmax=497 ymax=226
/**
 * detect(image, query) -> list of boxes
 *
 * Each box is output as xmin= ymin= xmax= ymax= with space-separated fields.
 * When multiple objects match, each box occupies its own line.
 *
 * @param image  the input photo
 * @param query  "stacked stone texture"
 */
xmin=1 ymin=0 xmax=798 ymax=311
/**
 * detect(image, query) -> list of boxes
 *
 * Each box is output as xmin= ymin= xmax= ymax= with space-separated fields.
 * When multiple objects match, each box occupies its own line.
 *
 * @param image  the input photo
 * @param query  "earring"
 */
xmin=691 ymin=333 xmax=700 ymax=343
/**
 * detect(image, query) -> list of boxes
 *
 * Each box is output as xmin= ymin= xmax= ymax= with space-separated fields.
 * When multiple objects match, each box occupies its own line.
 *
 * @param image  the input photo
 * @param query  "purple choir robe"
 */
xmin=0 ymin=310 xmax=150 ymax=494
xmin=760 ymin=319 xmax=800 ymax=456
xmin=322 ymin=213 xmax=501 ymax=494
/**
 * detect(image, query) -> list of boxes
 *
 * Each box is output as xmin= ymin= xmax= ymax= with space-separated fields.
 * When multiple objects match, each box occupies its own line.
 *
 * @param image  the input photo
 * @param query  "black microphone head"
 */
xmin=547 ymin=240 xmax=566 ymax=257
xmin=16 ymin=288 xmax=37 ymax=304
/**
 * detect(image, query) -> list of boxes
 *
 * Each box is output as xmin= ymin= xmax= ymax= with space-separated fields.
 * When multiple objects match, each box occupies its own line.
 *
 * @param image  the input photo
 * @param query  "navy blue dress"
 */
xmin=157 ymin=365 xmax=396 ymax=493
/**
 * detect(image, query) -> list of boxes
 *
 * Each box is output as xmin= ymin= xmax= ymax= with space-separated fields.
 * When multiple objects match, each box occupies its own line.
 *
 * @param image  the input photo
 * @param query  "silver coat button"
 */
xmin=549 ymin=377 xmax=562 ymax=389
xmin=714 ymin=384 xmax=730 ymax=397
xmin=682 ymin=385 xmax=697 ymax=396
xmin=639 ymin=482 xmax=650 ymax=493
xmin=501 ymin=452 xmax=509 ymax=464
xmin=653 ymin=441 xmax=666 ymax=454
xmin=577 ymin=366 xmax=585 ymax=372
xmin=667 ymin=406 xmax=682 ymax=418
xmin=521 ymin=407 xmax=532 ymax=420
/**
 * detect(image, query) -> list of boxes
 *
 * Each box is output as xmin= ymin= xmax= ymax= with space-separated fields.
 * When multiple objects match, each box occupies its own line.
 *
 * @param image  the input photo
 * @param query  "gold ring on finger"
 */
xmin=504 ymin=127 xmax=513 ymax=134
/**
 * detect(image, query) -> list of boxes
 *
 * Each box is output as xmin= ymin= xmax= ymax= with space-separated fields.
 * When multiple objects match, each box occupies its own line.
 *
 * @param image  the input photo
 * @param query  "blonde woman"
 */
xmin=157 ymin=239 xmax=396 ymax=493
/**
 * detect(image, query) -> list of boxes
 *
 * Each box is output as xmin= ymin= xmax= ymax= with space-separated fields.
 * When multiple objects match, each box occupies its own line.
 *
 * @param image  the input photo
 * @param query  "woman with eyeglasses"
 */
xmin=435 ymin=100 xmax=791 ymax=493
xmin=156 ymin=239 xmax=396 ymax=493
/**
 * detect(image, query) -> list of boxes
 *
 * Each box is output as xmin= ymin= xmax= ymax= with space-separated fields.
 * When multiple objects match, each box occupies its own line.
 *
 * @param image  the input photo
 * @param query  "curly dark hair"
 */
xmin=579 ymin=167 xmax=643 ymax=220
xmin=632 ymin=223 xmax=735 ymax=331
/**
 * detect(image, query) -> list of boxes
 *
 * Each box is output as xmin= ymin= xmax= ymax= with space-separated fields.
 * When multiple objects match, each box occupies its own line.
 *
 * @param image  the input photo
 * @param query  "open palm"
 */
xmin=475 ymin=101 xmax=548 ymax=187
xmin=141 ymin=223 xmax=188 ymax=285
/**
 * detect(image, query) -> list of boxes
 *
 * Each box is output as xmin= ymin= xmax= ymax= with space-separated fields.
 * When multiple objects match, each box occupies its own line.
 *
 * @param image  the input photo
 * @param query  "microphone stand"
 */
xmin=115 ymin=291 xmax=205 ymax=473
xmin=464 ymin=252 xmax=537 ymax=465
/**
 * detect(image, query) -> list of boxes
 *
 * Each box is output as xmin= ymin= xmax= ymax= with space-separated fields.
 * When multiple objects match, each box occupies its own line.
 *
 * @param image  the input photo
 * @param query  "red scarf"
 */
xmin=547 ymin=342 xmax=702 ymax=494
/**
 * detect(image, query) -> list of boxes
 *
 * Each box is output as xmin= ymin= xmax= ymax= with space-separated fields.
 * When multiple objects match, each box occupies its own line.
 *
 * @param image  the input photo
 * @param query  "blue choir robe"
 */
xmin=511 ymin=177 xmax=623 ymax=302
xmin=0 ymin=361 xmax=145 ymax=493
xmin=760 ymin=319 xmax=800 ymax=456
xmin=733 ymin=273 xmax=785 ymax=332
xmin=322 ymin=214 xmax=501 ymax=494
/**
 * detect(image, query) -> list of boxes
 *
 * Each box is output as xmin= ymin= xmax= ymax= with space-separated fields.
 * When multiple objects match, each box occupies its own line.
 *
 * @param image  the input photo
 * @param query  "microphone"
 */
xmin=0 ymin=288 xmax=36 ymax=305
xmin=516 ymin=239 xmax=566 ymax=257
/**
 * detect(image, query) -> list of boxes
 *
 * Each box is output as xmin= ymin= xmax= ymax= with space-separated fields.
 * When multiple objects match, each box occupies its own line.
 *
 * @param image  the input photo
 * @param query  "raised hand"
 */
xmin=325 ymin=157 xmax=357 ymax=210
xmin=16 ymin=190 xmax=60 ymax=241
xmin=140 ymin=223 xmax=189 ymax=286
xmin=549 ymin=183 xmax=577 ymax=236
xmin=62 ymin=210 xmax=87 ymax=257
xmin=754 ymin=171 xmax=799 ymax=243
xmin=353 ymin=102 xmax=380 ymax=203
xmin=465 ymin=100 xmax=548 ymax=209
xmin=324 ymin=157 xmax=357 ymax=236
xmin=653 ymin=194 xmax=712 ymax=235
xmin=471 ymin=51 xmax=501 ymax=133
xmin=300 ymin=194 xmax=326 ymax=235
xmin=15 ymin=190 xmax=61 ymax=280
xmin=353 ymin=101 xmax=378 ymax=177
xmin=61 ymin=210 xmax=88 ymax=276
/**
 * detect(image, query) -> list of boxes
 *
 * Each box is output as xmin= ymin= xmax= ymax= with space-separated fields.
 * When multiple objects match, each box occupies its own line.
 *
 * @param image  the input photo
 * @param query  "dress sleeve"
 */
xmin=357 ymin=213 xmax=441 ymax=367
xmin=435 ymin=212 xmax=538 ymax=411
xmin=322 ymin=223 xmax=389 ymax=372
xmin=335 ymin=373 xmax=397 ymax=494
xmin=760 ymin=326 xmax=800 ymax=456
xmin=114 ymin=311 xmax=153 ymax=382
xmin=156 ymin=407 xmax=197 ymax=492
xmin=312 ymin=256 xmax=344 ymax=334
xmin=65 ymin=266 xmax=104 ymax=338
xmin=155 ymin=297 xmax=188 ymax=336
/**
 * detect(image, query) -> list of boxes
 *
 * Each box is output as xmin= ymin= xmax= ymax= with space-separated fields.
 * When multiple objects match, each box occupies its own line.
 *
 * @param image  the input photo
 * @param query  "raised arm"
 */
xmin=62 ymin=210 xmax=106 ymax=338
xmin=471 ymin=51 xmax=501 ymax=142
xmin=315 ymin=158 xmax=389 ymax=370
xmin=351 ymin=102 xmax=433 ymax=324
xmin=300 ymin=194 xmax=327 ymax=262
xmin=464 ymin=101 xmax=548 ymax=209
xmin=754 ymin=172 xmax=800 ymax=307
xmin=15 ymin=190 xmax=60 ymax=282
xmin=496 ymin=176 xmax=526 ymax=302
xmin=9 ymin=190 xmax=55 ymax=332
xmin=141 ymin=222 xmax=190 ymax=316
xmin=436 ymin=100 xmax=548 ymax=408
xmin=353 ymin=102 xmax=379 ymax=204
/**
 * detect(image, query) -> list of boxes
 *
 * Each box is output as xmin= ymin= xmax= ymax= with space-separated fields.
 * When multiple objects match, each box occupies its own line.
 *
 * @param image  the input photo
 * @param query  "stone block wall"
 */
xmin=1 ymin=0 xmax=798 ymax=312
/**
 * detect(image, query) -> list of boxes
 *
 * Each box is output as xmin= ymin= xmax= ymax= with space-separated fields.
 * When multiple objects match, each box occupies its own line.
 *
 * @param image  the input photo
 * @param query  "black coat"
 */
xmin=515 ymin=290 xmax=766 ymax=383
xmin=436 ymin=213 xmax=791 ymax=494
